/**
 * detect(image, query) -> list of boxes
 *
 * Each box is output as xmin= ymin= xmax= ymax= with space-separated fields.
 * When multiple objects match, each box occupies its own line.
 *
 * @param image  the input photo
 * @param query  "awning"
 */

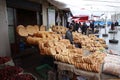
xmin=72 ymin=15 xmax=89 ymax=22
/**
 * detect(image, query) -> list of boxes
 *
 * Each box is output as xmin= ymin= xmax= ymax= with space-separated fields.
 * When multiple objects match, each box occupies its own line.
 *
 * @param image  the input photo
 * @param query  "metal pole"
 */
xmin=113 ymin=12 xmax=116 ymax=40
xmin=105 ymin=15 xmax=107 ymax=34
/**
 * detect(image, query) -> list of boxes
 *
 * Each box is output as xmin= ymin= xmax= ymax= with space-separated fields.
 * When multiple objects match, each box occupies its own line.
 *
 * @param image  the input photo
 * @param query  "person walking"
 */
xmin=90 ymin=21 xmax=94 ymax=34
xmin=115 ymin=21 xmax=119 ymax=26
xmin=81 ymin=22 xmax=87 ymax=35
xmin=111 ymin=22 xmax=115 ymax=30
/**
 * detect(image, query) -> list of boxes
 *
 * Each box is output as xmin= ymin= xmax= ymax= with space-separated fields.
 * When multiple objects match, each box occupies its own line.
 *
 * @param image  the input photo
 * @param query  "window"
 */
xmin=7 ymin=8 xmax=15 ymax=44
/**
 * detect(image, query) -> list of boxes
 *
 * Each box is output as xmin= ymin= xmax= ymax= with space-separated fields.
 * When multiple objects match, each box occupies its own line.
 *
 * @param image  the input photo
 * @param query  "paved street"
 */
xmin=99 ymin=26 xmax=120 ymax=53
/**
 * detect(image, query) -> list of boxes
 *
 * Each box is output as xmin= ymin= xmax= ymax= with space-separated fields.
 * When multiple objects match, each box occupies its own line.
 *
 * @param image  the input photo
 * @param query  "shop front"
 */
xmin=6 ymin=0 xmax=42 ymax=55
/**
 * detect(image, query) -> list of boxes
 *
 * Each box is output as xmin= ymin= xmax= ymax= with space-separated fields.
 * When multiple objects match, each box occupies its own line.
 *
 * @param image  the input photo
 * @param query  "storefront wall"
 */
xmin=111 ymin=13 xmax=120 ymax=22
xmin=42 ymin=0 xmax=48 ymax=26
xmin=28 ymin=0 xmax=49 ymax=27
xmin=0 ymin=0 xmax=11 ymax=56
xmin=0 ymin=0 xmax=67 ymax=56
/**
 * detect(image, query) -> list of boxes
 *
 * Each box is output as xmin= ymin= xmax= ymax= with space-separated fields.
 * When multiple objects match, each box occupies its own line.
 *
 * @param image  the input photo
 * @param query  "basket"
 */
xmin=36 ymin=64 xmax=52 ymax=80
xmin=22 ymin=73 xmax=37 ymax=80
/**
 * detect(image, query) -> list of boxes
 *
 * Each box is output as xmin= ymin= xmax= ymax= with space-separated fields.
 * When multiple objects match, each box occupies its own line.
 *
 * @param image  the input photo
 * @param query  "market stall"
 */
xmin=16 ymin=24 xmax=120 ymax=80
xmin=54 ymin=61 xmax=101 ymax=80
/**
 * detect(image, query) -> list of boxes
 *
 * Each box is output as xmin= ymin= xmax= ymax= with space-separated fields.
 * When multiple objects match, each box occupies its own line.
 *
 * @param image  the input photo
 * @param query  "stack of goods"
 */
xmin=40 ymin=25 xmax=46 ymax=31
xmin=17 ymin=25 xmax=108 ymax=73
xmin=27 ymin=31 xmax=62 ymax=45
xmin=72 ymin=32 xmax=83 ymax=43
xmin=89 ymin=35 xmax=108 ymax=49
xmin=73 ymin=32 xmax=106 ymax=52
xmin=0 ymin=56 xmax=11 ymax=65
xmin=38 ymin=38 xmax=83 ymax=64
xmin=88 ymin=34 xmax=98 ymax=41
xmin=0 ymin=65 xmax=36 ymax=80
xmin=17 ymin=25 xmax=28 ymax=37
xmin=52 ymin=26 xmax=68 ymax=35
xmin=17 ymin=25 xmax=39 ymax=37
xmin=17 ymin=25 xmax=47 ymax=37
xmin=9 ymin=73 xmax=36 ymax=80
xmin=81 ymin=41 xmax=104 ymax=52
xmin=103 ymin=54 xmax=120 ymax=77
xmin=33 ymin=31 xmax=61 ymax=40
xmin=0 ymin=65 xmax=23 ymax=80
xmin=96 ymin=38 xmax=108 ymax=49
xmin=74 ymin=51 xmax=106 ymax=73
xmin=54 ymin=46 xmax=83 ymax=64
xmin=26 ymin=25 xmax=39 ymax=36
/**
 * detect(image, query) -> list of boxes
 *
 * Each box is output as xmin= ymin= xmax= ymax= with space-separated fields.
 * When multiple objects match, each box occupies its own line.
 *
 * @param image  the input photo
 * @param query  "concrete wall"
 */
xmin=42 ymin=1 xmax=48 ymax=26
xmin=29 ymin=0 xmax=49 ymax=26
xmin=111 ymin=13 xmax=120 ymax=22
xmin=0 ymin=0 xmax=11 ymax=56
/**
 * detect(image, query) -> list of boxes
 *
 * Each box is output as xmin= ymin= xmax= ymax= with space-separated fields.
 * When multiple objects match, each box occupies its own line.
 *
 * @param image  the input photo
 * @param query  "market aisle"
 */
xmin=99 ymin=26 xmax=120 ymax=53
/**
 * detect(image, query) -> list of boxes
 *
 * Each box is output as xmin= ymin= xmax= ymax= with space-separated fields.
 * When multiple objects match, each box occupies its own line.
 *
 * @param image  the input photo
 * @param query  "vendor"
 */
xmin=65 ymin=25 xmax=74 ymax=44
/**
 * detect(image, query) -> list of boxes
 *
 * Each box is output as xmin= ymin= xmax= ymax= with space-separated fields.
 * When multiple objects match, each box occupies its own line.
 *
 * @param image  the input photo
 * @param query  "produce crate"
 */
xmin=36 ymin=64 xmax=52 ymax=80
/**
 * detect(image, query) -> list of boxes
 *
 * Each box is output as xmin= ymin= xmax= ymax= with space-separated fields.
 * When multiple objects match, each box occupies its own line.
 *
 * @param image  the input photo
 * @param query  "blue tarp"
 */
xmin=94 ymin=21 xmax=112 ymax=26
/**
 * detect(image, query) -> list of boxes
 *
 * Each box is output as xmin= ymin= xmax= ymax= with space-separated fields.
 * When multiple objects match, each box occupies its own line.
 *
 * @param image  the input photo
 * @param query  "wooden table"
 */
xmin=54 ymin=61 xmax=101 ymax=80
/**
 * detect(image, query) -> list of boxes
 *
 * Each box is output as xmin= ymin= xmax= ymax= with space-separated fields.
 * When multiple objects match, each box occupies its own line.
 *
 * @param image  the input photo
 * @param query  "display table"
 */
xmin=54 ymin=61 xmax=101 ymax=80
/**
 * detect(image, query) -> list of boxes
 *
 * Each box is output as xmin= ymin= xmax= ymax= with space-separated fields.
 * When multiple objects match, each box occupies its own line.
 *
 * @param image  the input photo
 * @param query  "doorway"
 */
xmin=16 ymin=9 xmax=37 ymax=26
xmin=7 ymin=7 xmax=42 ymax=55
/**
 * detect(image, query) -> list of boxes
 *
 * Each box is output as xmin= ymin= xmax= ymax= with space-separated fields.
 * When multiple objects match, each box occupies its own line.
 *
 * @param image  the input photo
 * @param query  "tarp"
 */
xmin=72 ymin=15 xmax=89 ymax=22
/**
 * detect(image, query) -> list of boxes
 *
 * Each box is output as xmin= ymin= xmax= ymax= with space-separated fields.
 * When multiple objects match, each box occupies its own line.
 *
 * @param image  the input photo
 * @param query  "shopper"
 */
xmin=81 ymin=22 xmax=87 ymax=35
xmin=111 ymin=22 xmax=115 ymax=30
xmin=75 ymin=22 xmax=79 ymax=31
xmin=65 ymin=25 xmax=74 ymax=44
xmin=90 ymin=21 xmax=94 ymax=34
xmin=66 ymin=22 xmax=70 ymax=28
xmin=71 ymin=20 xmax=76 ymax=32
xmin=78 ymin=25 xmax=82 ymax=33
xmin=79 ymin=22 xmax=81 ymax=27
xmin=115 ymin=21 xmax=119 ymax=26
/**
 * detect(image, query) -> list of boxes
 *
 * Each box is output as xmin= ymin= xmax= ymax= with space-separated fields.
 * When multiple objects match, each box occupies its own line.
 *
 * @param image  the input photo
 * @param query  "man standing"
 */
xmin=81 ymin=22 xmax=87 ymax=35
xmin=90 ymin=21 xmax=94 ymax=34
xmin=65 ymin=25 xmax=74 ymax=44
xmin=111 ymin=22 xmax=115 ymax=30
xmin=115 ymin=21 xmax=119 ymax=26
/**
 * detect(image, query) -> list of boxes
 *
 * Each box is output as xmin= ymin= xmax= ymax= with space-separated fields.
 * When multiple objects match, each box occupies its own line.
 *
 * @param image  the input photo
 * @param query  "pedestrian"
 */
xmin=71 ymin=20 xmax=76 ymax=32
xmin=111 ymin=22 xmax=115 ymax=30
xmin=115 ymin=21 xmax=119 ymax=26
xmin=81 ymin=22 xmax=87 ymax=35
xmin=90 ymin=21 xmax=94 ymax=33
xmin=65 ymin=25 xmax=74 ymax=44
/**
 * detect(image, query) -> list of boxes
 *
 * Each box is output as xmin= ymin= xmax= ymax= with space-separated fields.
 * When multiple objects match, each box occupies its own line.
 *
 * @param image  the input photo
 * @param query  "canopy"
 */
xmin=72 ymin=15 xmax=89 ymax=22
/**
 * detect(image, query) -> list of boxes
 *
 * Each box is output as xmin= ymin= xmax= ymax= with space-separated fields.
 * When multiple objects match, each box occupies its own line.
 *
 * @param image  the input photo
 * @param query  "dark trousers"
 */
xmin=82 ymin=30 xmax=86 ymax=35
